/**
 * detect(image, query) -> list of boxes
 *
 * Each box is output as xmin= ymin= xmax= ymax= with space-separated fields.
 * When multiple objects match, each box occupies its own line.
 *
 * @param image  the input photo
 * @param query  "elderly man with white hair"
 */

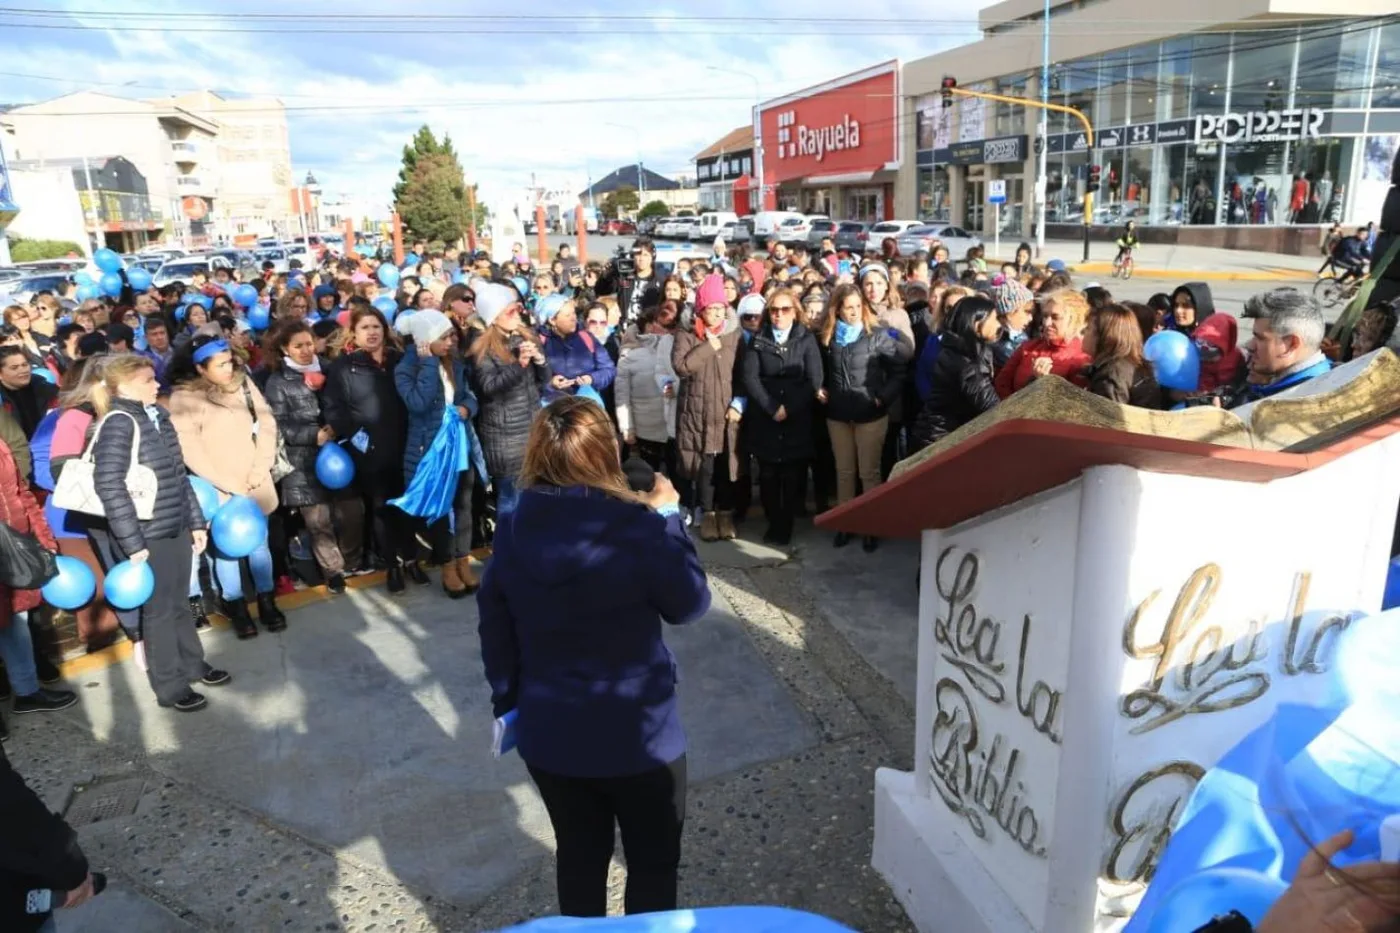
xmin=1229 ymin=288 xmax=1333 ymax=408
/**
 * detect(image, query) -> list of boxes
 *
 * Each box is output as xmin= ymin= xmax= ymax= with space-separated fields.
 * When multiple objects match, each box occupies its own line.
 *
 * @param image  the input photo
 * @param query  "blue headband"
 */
xmin=193 ymin=339 xmax=230 ymax=364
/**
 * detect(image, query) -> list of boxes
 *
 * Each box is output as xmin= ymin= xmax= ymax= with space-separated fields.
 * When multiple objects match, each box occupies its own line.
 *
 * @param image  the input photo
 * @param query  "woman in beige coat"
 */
xmin=167 ymin=332 xmax=286 ymax=639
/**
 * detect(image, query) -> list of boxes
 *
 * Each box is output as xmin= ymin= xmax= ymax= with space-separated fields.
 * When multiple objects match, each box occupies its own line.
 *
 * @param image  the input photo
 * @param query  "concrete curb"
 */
xmin=1068 ymin=263 xmax=1314 ymax=283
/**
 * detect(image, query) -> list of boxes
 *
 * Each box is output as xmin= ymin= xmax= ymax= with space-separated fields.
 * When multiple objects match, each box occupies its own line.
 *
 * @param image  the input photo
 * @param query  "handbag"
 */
xmin=0 ymin=522 xmax=58 ymax=590
xmin=244 ymin=382 xmax=294 ymax=483
xmin=51 ymin=410 xmax=158 ymax=521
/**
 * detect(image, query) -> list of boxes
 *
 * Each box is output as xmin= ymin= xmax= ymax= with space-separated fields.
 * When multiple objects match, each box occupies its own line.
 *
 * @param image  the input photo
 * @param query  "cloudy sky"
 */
xmin=0 ymin=1 xmax=991 ymax=213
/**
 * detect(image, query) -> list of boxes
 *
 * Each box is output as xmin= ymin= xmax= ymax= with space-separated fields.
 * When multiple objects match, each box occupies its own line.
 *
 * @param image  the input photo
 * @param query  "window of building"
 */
xmin=916 ymin=100 xmax=937 ymax=150
xmin=1374 ymin=22 xmax=1400 ymax=109
xmin=1223 ymin=140 xmax=1290 ymax=224
xmin=1191 ymin=34 xmax=1230 ymax=116
xmin=996 ymin=72 xmax=1028 ymax=137
xmin=1060 ymin=150 xmax=1090 ymax=221
xmin=1230 ymin=29 xmax=1295 ymax=112
xmin=1292 ymin=137 xmax=1352 ymax=221
xmin=997 ymin=176 xmax=1025 ymax=236
xmin=742 ymin=157 xmax=752 ymax=175
xmin=1182 ymin=143 xmax=1223 ymax=224
xmin=1127 ymin=43 xmax=1159 ymax=126
xmin=1059 ymin=66 xmax=1096 ymax=137
xmin=920 ymin=166 xmax=951 ymax=222
xmin=1124 ymin=146 xmax=1153 ymax=222
xmin=1159 ymin=38 xmax=1192 ymax=120
xmin=1097 ymin=49 xmax=1130 ymax=129
xmin=1297 ymin=23 xmax=1373 ymax=110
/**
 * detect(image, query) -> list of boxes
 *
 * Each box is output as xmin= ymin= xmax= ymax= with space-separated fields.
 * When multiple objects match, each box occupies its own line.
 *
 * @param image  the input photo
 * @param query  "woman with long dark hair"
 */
xmin=322 ymin=306 xmax=422 ymax=592
xmin=1081 ymin=304 xmax=1163 ymax=408
xmin=911 ymin=296 xmax=1003 ymax=450
xmin=477 ymin=396 xmax=709 ymax=919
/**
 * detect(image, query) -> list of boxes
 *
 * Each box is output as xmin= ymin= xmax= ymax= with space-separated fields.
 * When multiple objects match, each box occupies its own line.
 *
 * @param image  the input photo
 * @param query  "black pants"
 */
xmin=355 ymin=471 xmax=413 ymax=566
xmin=691 ymin=452 xmax=733 ymax=513
xmin=428 ymin=471 xmax=475 ymax=561
xmin=630 ymin=438 xmax=677 ymax=480
xmin=528 ymin=756 xmax=687 ymax=917
xmin=758 ymin=460 xmax=808 ymax=541
xmin=809 ymin=416 xmax=836 ymax=511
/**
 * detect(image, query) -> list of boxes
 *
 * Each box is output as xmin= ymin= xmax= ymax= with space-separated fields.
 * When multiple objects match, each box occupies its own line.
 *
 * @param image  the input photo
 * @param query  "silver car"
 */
xmin=805 ymin=218 xmax=838 ymax=249
xmin=833 ymin=221 xmax=872 ymax=253
xmin=895 ymin=224 xmax=982 ymax=260
xmin=254 ymin=248 xmax=290 ymax=275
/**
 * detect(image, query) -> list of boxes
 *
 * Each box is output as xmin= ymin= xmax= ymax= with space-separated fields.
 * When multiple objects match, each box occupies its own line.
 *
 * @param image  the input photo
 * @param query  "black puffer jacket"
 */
xmin=262 ymin=362 xmax=330 ymax=508
xmin=90 ymin=397 xmax=204 ymax=555
xmin=823 ymin=327 xmax=907 ymax=424
xmin=321 ymin=348 xmax=407 ymax=483
xmin=740 ymin=322 xmax=824 ymax=463
xmin=469 ymin=335 xmax=551 ymax=480
xmin=1 ymin=748 xmax=90 ymax=933
xmin=911 ymin=304 xmax=1000 ymax=450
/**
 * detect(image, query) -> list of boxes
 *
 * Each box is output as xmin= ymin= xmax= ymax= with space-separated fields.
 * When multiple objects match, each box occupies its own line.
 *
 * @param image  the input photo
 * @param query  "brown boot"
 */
xmin=455 ymin=556 xmax=480 ymax=594
xmin=717 ymin=511 xmax=737 ymax=540
xmin=699 ymin=511 xmax=720 ymax=542
xmin=441 ymin=558 xmax=468 ymax=599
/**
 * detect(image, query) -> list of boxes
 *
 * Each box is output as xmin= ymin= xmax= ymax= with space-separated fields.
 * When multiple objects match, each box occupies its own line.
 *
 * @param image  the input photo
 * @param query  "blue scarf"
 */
xmin=771 ymin=327 xmax=791 ymax=346
xmin=835 ymin=320 xmax=863 ymax=347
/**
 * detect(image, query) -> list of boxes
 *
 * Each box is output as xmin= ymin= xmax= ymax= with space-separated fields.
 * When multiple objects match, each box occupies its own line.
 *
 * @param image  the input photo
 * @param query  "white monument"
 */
xmin=819 ymin=365 xmax=1400 ymax=933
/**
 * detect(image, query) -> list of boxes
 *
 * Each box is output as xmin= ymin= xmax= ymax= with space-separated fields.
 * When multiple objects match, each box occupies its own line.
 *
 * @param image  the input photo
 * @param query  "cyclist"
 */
xmin=1331 ymin=226 xmax=1371 ymax=287
xmin=1113 ymin=221 xmax=1139 ymax=273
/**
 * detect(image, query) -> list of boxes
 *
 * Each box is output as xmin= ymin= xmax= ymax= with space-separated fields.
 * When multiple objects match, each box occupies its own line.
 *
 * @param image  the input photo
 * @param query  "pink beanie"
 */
xmin=695 ymin=274 xmax=727 ymax=311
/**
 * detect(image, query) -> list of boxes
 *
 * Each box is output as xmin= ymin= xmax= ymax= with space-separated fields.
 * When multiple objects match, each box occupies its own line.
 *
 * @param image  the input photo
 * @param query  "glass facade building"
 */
xmin=913 ymin=17 xmax=1400 ymax=233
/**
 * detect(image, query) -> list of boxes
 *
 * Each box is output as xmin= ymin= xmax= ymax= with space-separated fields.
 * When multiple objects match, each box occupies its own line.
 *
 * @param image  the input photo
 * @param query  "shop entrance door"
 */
xmin=965 ymin=179 xmax=985 ymax=233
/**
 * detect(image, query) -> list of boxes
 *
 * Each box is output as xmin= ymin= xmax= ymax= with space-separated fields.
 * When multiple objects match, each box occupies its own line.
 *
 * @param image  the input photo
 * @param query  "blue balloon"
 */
xmin=127 ymin=266 xmax=153 ymax=292
xmin=510 ymin=276 xmax=529 ymax=298
xmin=451 ymin=270 xmax=466 ymax=284
xmin=377 ymin=263 xmax=401 ymax=288
xmin=1385 ymin=556 xmax=1400 ymax=610
xmin=372 ymin=296 xmax=398 ymax=322
xmin=246 ymin=303 xmax=270 ymax=330
xmin=93 ymin=248 xmax=123 ymax=273
xmin=315 ymin=443 xmax=355 ymax=490
xmin=99 ymin=271 xmax=124 ymax=298
xmin=403 ymin=251 xmax=420 ymax=269
xmin=1142 ymin=868 xmax=1285 ymax=933
xmin=105 ymin=558 xmax=155 ymax=610
xmin=1144 ymin=329 xmax=1201 ymax=392
xmin=42 ymin=555 xmax=96 ymax=610
xmin=234 ymin=283 xmax=259 ymax=308
xmin=30 ymin=366 xmax=55 ymax=385
xmin=75 ymin=283 xmax=101 ymax=302
xmin=211 ymin=495 xmax=267 ymax=559
xmin=189 ymin=476 xmax=221 ymax=522
xmin=574 ymin=385 xmax=605 ymax=409
xmin=74 ymin=270 xmax=94 ymax=287
xmin=193 ymin=293 xmax=214 ymax=310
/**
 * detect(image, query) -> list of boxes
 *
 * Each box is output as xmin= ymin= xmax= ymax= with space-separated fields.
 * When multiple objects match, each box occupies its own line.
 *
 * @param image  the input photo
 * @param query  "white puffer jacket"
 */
xmin=615 ymin=331 xmax=677 ymax=444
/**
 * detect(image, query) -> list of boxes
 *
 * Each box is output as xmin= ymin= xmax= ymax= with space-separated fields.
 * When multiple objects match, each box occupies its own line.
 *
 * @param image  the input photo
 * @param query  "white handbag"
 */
xmin=52 ymin=410 xmax=159 ymax=521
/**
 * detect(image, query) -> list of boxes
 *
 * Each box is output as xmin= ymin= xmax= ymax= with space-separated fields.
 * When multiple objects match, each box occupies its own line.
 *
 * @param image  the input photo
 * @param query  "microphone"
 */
xmin=622 ymin=456 xmax=656 ymax=493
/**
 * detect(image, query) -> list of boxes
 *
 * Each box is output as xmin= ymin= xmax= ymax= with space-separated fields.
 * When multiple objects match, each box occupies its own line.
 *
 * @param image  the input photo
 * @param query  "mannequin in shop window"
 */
xmin=1324 ymin=184 xmax=1345 ymax=224
xmin=1227 ymin=181 xmax=1246 ymax=224
xmin=1315 ymin=172 xmax=1334 ymax=216
xmin=1289 ymin=173 xmax=1310 ymax=223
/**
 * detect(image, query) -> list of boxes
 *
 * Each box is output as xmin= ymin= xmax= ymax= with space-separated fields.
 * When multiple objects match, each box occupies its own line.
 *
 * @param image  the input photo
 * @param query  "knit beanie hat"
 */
xmin=858 ymin=261 xmax=890 ymax=283
xmin=475 ymin=282 xmax=519 ymax=327
xmin=695 ymin=274 xmax=727 ymax=311
xmin=994 ymin=279 xmax=1034 ymax=316
xmin=738 ymin=294 xmax=766 ymax=318
xmin=536 ymin=293 xmax=568 ymax=324
xmin=404 ymin=308 xmax=453 ymax=347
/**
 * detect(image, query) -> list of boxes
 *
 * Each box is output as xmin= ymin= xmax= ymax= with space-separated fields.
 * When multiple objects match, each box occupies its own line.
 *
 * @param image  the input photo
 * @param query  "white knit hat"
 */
xmin=403 ymin=308 xmax=453 ymax=346
xmin=475 ymin=282 xmax=520 ymax=327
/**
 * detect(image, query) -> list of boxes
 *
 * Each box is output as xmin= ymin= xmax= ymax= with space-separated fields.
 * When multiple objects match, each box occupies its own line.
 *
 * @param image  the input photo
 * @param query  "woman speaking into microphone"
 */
xmin=477 ymin=395 xmax=711 ymax=918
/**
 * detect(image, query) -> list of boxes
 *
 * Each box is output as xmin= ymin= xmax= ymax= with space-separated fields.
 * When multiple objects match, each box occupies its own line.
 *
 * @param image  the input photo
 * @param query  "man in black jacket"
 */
xmin=616 ymin=238 xmax=661 ymax=326
xmin=0 ymin=748 xmax=95 ymax=932
xmin=0 ymin=347 xmax=56 ymax=439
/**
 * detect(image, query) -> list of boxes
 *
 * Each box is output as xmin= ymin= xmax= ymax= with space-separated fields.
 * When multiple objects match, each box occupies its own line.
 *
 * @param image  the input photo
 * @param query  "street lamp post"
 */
xmin=708 ymin=67 xmax=763 ymax=213
xmin=1035 ymin=0 xmax=1051 ymax=256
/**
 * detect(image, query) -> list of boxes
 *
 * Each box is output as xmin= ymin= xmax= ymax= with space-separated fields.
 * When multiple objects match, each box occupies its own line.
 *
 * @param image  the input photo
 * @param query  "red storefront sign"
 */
xmin=758 ymin=62 xmax=900 ymax=188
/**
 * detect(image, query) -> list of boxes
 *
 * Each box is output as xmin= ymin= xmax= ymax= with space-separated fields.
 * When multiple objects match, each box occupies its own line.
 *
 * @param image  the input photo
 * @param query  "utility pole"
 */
xmin=1035 ymin=0 xmax=1050 ymax=256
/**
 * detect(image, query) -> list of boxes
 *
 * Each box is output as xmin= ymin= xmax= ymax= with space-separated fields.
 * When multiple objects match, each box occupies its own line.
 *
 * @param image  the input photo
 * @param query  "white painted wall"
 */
xmin=5 ymin=167 xmax=90 ymax=252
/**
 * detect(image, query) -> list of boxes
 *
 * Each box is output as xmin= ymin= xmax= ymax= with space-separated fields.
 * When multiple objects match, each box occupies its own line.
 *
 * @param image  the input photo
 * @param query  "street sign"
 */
xmin=988 ymin=179 xmax=1007 ymax=204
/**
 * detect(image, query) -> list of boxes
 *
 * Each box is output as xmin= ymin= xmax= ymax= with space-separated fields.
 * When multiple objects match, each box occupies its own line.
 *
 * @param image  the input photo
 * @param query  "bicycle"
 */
xmin=1112 ymin=250 xmax=1134 ymax=280
xmin=1312 ymin=268 xmax=1365 ymax=309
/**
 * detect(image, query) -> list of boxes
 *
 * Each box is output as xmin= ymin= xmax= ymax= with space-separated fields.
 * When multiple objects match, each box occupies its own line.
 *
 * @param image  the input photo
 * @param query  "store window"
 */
xmin=1375 ymin=22 xmax=1400 ymax=109
xmin=1223 ymin=140 xmax=1289 ymax=224
xmin=1178 ymin=143 xmax=1223 ymax=224
xmin=1124 ymin=146 xmax=1153 ymax=222
xmin=1060 ymin=150 xmax=1090 ymax=222
xmin=1192 ymin=34 xmax=1230 ymax=116
xmin=1127 ymin=43 xmax=1158 ymax=126
xmin=847 ymin=189 xmax=882 ymax=223
xmin=1230 ymin=31 xmax=1295 ymax=112
xmin=1091 ymin=147 xmax=1126 ymax=222
xmin=919 ymin=167 xmax=951 ymax=222
xmin=1298 ymin=24 xmax=1372 ymax=110
xmin=997 ymin=176 xmax=1025 ymax=236
xmin=1159 ymin=38 xmax=1192 ymax=120
xmin=1292 ymin=138 xmax=1353 ymax=223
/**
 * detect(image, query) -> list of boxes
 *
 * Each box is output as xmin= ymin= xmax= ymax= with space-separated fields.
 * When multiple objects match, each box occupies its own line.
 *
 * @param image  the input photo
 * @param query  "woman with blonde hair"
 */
xmin=477 ymin=395 xmax=710 ymax=919
xmin=30 ymin=294 xmax=62 ymax=339
xmin=86 ymin=353 xmax=228 ymax=711
xmin=994 ymin=289 xmax=1092 ymax=397
xmin=817 ymin=283 xmax=907 ymax=550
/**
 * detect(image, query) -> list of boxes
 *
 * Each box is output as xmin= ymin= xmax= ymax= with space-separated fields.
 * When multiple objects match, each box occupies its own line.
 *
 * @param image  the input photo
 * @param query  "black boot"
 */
xmin=862 ymin=535 xmax=880 ymax=553
xmin=29 ymin=616 xmax=61 ymax=685
xmin=833 ymin=531 xmax=853 ymax=548
xmin=222 ymin=598 xmax=258 ymax=640
xmin=405 ymin=560 xmax=430 ymax=586
xmin=256 ymin=593 xmax=287 ymax=633
xmin=387 ymin=561 xmax=406 ymax=595
xmin=189 ymin=596 xmax=211 ymax=633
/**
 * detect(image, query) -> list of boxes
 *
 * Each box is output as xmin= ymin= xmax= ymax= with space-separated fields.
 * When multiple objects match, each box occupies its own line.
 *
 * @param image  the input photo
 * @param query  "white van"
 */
xmin=751 ymin=211 xmax=804 ymax=245
xmin=691 ymin=211 xmax=739 ymax=242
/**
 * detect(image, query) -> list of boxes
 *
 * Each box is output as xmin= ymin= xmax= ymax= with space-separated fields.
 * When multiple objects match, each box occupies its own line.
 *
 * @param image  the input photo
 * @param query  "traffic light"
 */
xmin=1089 ymin=164 xmax=1102 ymax=187
xmin=941 ymin=76 xmax=957 ymax=109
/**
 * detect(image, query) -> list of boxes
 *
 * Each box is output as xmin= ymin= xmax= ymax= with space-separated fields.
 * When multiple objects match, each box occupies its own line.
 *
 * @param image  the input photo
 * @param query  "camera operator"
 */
xmin=616 ymin=238 xmax=660 ymax=326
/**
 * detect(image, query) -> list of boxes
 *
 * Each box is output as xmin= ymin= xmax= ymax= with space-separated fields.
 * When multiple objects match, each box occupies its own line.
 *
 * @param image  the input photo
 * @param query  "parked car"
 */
xmin=833 ymin=221 xmax=873 ymax=253
xmin=652 ymin=243 xmax=711 ymax=277
xmin=636 ymin=216 xmax=660 ymax=236
xmin=805 ymin=218 xmax=838 ymax=249
xmin=895 ymin=224 xmax=981 ymax=259
xmin=152 ymin=255 xmax=235 ymax=288
xmin=254 ymin=248 xmax=291 ymax=275
xmin=256 ymin=237 xmax=282 ymax=249
xmin=601 ymin=219 xmax=636 ymax=236
xmin=0 ymin=268 xmax=24 ymax=285
xmin=129 ymin=255 xmax=166 ymax=275
xmin=692 ymin=211 xmax=738 ymax=242
xmin=138 ymin=247 xmax=188 ymax=263
xmin=731 ymin=216 xmax=754 ymax=242
xmin=751 ymin=210 xmax=805 ymax=245
xmin=776 ymin=215 xmax=819 ymax=247
xmin=869 ymin=220 xmax=922 ymax=240
xmin=671 ymin=217 xmax=700 ymax=240
xmin=0 ymin=273 xmax=72 ymax=304
xmin=718 ymin=221 xmax=747 ymax=244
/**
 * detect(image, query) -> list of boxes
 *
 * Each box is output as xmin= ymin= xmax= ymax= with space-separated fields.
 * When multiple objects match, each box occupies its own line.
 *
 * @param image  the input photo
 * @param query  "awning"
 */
xmin=798 ymin=170 xmax=878 ymax=186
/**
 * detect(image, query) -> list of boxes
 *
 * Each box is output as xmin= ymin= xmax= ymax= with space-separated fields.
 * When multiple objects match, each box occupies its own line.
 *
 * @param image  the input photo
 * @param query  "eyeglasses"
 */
xmin=770 ymin=304 xmax=797 ymax=312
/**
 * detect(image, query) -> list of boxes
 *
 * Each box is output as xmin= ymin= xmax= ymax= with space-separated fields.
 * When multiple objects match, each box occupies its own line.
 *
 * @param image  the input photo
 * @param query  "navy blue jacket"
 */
xmin=477 ymin=485 xmax=711 ymax=778
xmin=541 ymin=329 xmax=616 ymax=401
xmin=393 ymin=345 xmax=484 ymax=483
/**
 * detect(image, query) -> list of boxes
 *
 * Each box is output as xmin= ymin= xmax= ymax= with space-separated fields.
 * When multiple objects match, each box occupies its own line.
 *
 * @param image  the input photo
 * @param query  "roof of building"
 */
xmin=580 ymin=165 xmax=680 ymax=199
xmin=693 ymin=126 xmax=754 ymax=162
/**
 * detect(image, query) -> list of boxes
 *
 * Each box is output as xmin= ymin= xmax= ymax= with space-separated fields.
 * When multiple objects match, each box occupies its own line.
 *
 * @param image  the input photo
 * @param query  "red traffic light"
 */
xmin=941 ymin=76 xmax=957 ymax=90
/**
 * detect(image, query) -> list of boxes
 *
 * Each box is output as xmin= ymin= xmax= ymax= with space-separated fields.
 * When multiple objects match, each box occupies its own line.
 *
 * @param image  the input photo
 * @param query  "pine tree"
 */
xmin=391 ymin=125 xmax=489 ymax=246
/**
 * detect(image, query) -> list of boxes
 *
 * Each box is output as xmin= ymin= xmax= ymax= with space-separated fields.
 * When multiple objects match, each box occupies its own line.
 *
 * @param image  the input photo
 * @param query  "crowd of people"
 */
xmin=0 ymin=229 xmax=1389 ymax=730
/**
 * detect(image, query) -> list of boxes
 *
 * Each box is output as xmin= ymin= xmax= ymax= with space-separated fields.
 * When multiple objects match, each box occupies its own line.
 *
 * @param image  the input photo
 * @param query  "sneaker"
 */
xmin=11 ymin=688 xmax=79 ymax=714
xmin=326 ymin=573 xmax=346 ymax=595
xmin=405 ymin=561 xmax=430 ymax=586
xmin=161 ymin=690 xmax=207 ymax=713
xmin=200 ymin=667 xmax=232 ymax=687
xmin=274 ymin=575 xmax=297 ymax=597
xmin=387 ymin=562 xmax=406 ymax=595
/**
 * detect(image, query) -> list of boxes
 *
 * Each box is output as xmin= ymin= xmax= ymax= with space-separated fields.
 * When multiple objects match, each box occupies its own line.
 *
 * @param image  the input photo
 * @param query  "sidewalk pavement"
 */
xmin=992 ymin=238 xmax=1322 ymax=282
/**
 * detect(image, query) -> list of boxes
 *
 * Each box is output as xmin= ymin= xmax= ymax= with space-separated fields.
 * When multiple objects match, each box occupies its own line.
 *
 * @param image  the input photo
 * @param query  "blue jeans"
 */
xmin=0 ymin=611 xmax=38 ymax=696
xmin=495 ymin=477 xmax=520 ymax=517
xmin=214 ymin=541 xmax=275 ymax=601
xmin=190 ymin=551 xmax=206 ymax=598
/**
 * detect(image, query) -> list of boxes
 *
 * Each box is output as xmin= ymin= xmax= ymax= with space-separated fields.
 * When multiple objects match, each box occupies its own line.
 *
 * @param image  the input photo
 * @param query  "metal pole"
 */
xmin=1035 ymin=0 xmax=1050 ymax=256
xmin=995 ymin=202 xmax=1000 ymax=262
xmin=81 ymin=153 xmax=100 ymax=254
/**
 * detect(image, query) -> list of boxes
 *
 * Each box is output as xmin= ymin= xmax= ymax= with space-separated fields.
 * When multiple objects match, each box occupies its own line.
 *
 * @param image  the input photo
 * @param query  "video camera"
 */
xmin=612 ymin=243 xmax=636 ymax=279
